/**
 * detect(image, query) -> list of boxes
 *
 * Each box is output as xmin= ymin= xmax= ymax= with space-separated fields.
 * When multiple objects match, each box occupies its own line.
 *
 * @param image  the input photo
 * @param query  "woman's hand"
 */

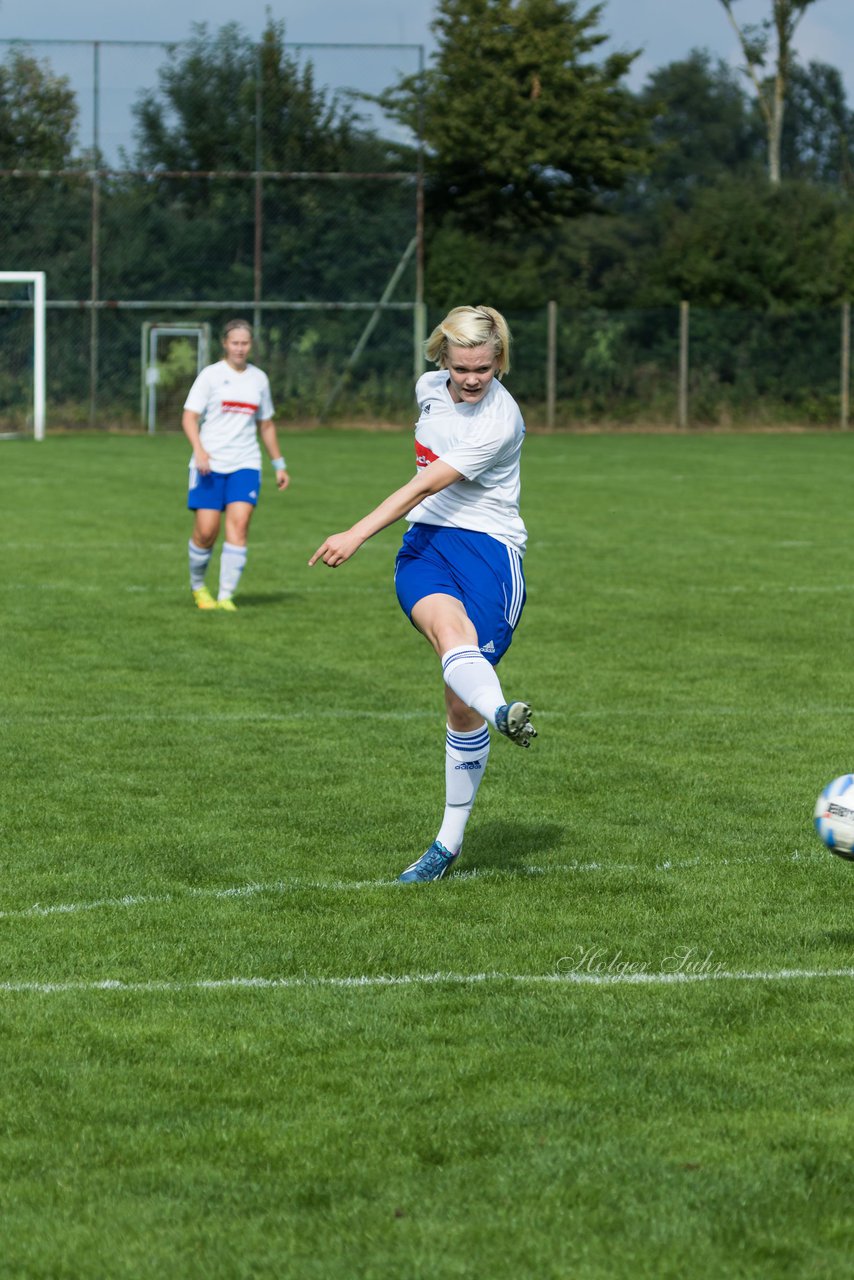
xmin=194 ymin=447 xmax=212 ymax=475
xmin=308 ymin=460 xmax=463 ymax=570
xmin=308 ymin=530 xmax=365 ymax=568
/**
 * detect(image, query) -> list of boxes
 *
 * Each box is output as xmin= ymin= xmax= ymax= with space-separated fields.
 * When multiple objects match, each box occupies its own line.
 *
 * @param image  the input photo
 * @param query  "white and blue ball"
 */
xmin=814 ymin=775 xmax=854 ymax=861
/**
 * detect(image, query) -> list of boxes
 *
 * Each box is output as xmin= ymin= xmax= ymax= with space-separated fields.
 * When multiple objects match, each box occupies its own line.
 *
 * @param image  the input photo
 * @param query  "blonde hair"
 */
xmin=425 ymin=305 xmax=511 ymax=376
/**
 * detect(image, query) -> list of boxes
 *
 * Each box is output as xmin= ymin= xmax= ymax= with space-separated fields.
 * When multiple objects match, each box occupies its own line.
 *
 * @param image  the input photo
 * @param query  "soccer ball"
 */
xmin=814 ymin=775 xmax=854 ymax=861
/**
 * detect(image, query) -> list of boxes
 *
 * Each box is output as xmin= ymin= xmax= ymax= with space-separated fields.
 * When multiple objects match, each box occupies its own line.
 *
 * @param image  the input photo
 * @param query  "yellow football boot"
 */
xmin=193 ymin=586 xmax=217 ymax=610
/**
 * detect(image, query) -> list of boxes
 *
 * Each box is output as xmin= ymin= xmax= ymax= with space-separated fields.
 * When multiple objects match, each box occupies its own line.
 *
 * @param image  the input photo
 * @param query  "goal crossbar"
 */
xmin=0 ymin=271 xmax=45 ymax=440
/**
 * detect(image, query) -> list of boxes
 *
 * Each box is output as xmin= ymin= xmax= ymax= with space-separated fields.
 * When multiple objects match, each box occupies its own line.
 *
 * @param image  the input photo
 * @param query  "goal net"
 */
xmin=0 ymin=272 xmax=46 ymax=440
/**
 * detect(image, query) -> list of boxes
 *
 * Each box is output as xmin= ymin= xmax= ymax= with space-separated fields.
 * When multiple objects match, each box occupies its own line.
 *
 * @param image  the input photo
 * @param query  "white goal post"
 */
xmin=0 ymin=271 xmax=46 ymax=441
xmin=141 ymin=321 xmax=211 ymax=434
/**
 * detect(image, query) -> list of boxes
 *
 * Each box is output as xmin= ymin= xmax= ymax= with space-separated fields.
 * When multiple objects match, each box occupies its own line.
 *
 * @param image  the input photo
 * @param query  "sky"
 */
xmin=2 ymin=0 xmax=854 ymax=158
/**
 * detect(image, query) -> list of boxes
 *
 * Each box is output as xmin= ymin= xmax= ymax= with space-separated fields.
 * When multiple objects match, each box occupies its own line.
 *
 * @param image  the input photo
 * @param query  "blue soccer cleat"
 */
xmin=495 ymin=701 xmax=537 ymax=748
xmin=398 ymin=840 xmax=459 ymax=883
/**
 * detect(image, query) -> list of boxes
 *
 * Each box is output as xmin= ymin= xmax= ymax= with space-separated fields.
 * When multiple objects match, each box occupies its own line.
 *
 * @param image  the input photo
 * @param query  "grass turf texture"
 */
xmin=2 ymin=430 xmax=853 ymax=1278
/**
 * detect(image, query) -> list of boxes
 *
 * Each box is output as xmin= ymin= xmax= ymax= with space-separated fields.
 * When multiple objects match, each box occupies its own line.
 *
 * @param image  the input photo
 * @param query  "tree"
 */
xmin=654 ymin=177 xmax=851 ymax=308
xmin=0 ymin=45 xmax=78 ymax=168
xmin=0 ymin=46 xmax=89 ymax=296
xmin=376 ymin=0 xmax=651 ymax=232
xmin=780 ymin=60 xmax=854 ymax=188
xmin=132 ymin=18 xmax=381 ymax=175
xmin=718 ymin=0 xmax=821 ymax=184
xmin=126 ymin=19 xmax=411 ymax=304
xmin=635 ymin=51 xmax=764 ymax=203
xmin=0 ymin=46 xmax=90 ymax=414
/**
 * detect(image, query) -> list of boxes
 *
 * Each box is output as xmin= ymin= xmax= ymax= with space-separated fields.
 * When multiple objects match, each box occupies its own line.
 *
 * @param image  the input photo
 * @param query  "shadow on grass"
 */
xmin=821 ymin=930 xmax=854 ymax=947
xmin=463 ymin=819 xmax=565 ymax=873
xmin=234 ymin=591 xmax=303 ymax=608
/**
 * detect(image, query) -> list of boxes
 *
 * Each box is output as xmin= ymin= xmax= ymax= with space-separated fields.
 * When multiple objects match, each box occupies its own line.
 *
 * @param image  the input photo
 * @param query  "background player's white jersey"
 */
xmin=184 ymin=361 xmax=274 ymax=473
xmin=406 ymin=369 xmax=528 ymax=554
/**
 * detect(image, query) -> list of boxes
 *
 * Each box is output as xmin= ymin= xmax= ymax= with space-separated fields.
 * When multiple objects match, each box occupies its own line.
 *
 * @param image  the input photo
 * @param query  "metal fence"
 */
xmin=0 ymin=38 xmax=424 ymax=167
xmin=2 ymin=38 xmax=852 ymax=432
xmin=2 ymin=294 xmax=852 ymax=433
xmin=0 ymin=36 xmax=424 ymax=430
xmin=531 ymin=301 xmax=854 ymax=430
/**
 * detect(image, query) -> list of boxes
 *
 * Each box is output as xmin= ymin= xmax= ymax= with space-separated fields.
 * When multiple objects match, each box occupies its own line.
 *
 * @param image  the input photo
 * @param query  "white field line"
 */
xmin=6 ymin=575 xmax=854 ymax=597
xmin=1 ymin=709 xmax=441 ymax=724
xmin=1 ymin=968 xmax=852 ymax=997
xmin=6 ymin=582 xmax=385 ymax=594
xmin=6 ymin=706 xmax=854 ymax=724
xmin=0 ymin=850 xmax=822 ymax=924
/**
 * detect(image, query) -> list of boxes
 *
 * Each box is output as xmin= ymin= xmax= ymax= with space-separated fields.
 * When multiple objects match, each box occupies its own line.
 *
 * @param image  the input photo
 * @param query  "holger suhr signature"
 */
xmin=556 ymin=945 xmax=727 ymax=977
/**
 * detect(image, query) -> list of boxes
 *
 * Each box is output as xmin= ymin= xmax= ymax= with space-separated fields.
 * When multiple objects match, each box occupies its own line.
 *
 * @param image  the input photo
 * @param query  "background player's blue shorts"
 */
xmin=394 ymin=523 xmax=526 ymax=666
xmin=187 ymin=467 xmax=261 ymax=511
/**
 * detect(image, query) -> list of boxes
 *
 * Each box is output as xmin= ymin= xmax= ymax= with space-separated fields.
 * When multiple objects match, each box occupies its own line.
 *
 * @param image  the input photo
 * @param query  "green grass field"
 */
xmin=2 ymin=428 xmax=854 ymax=1278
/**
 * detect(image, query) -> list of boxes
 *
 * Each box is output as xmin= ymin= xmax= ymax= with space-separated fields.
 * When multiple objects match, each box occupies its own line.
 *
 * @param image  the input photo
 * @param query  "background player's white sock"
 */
xmin=188 ymin=540 xmax=212 ymax=590
xmin=441 ymin=645 xmax=505 ymax=726
xmin=436 ymin=723 xmax=491 ymax=854
xmin=218 ymin=542 xmax=247 ymax=600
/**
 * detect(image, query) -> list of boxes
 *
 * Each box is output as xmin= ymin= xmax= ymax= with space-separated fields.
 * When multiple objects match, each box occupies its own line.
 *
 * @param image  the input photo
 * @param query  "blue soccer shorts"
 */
xmin=187 ymin=467 xmax=261 ymax=511
xmin=394 ymin=523 xmax=526 ymax=666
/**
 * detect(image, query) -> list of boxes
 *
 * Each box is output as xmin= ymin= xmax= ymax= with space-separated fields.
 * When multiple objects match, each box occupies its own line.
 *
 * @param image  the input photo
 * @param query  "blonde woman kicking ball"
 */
xmin=309 ymin=305 xmax=536 ymax=883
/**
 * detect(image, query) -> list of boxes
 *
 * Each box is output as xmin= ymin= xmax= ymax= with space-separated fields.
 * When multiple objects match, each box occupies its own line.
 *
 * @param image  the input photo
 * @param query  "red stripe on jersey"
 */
xmin=415 ymin=438 xmax=439 ymax=468
xmin=222 ymin=400 xmax=259 ymax=414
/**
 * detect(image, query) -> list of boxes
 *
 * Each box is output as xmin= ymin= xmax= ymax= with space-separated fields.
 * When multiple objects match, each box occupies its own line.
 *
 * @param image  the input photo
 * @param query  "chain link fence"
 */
xmin=2 ymin=291 xmax=852 ymax=433
xmin=0 ymin=36 xmax=423 ymax=432
xmin=1 ymin=39 xmax=852 ymax=433
xmin=505 ymin=303 xmax=852 ymax=429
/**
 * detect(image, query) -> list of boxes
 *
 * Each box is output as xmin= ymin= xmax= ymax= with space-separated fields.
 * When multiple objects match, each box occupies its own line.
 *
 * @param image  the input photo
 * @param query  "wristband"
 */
xmin=271 ymin=457 xmax=287 ymax=471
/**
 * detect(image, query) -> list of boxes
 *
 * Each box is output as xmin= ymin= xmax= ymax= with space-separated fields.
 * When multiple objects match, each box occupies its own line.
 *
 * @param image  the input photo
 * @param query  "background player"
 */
xmin=182 ymin=319 xmax=289 ymax=611
xmin=309 ymin=304 xmax=536 ymax=882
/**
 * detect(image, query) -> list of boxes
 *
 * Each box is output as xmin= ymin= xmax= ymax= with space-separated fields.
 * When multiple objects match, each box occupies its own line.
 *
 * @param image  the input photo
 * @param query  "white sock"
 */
xmin=218 ymin=542 xmax=247 ymax=601
xmin=188 ymin=540 xmax=212 ymax=591
xmin=436 ymin=723 xmax=491 ymax=855
xmin=441 ymin=645 xmax=506 ymax=727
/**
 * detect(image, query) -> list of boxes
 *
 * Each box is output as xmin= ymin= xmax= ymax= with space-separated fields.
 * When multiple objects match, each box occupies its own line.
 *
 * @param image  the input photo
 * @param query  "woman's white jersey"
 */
xmin=184 ymin=360 xmax=274 ymax=473
xmin=406 ymin=369 xmax=528 ymax=555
